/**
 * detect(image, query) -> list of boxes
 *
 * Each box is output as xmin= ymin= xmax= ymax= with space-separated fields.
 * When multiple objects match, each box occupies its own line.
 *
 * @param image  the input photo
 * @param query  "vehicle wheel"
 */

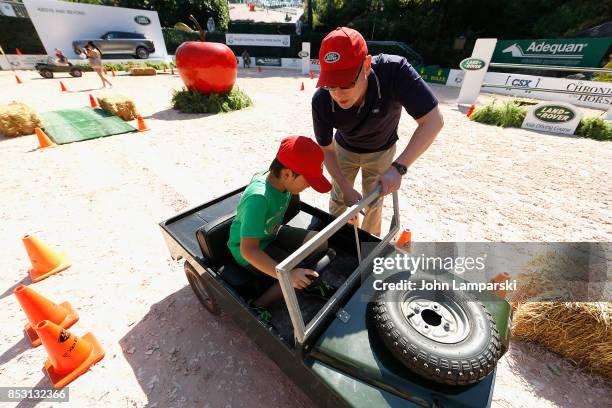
xmin=40 ymin=69 xmax=53 ymax=79
xmin=70 ymin=69 xmax=82 ymax=77
xmin=184 ymin=261 xmax=221 ymax=316
xmin=370 ymin=273 xmax=502 ymax=385
xmin=136 ymin=47 xmax=149 ymax=59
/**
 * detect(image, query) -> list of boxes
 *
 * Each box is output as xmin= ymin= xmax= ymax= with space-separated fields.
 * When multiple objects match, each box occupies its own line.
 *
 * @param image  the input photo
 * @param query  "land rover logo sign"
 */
xmin=534 ymin=105 xmax=575 ymax=123
xmin=460 ymin=58 xmax=485 ymax=71
xmin=134 ymin=16 xmax=151 ymax=25
xmin=298 ymin=50 xmax=309 ymax=58
xmin=522 ymin=102 xmax=582 ymax=135
xmin=324 ymin=52 xmax=340 ymax=64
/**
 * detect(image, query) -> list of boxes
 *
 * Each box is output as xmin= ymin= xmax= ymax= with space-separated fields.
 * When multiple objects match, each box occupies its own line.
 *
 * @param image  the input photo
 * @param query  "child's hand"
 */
xmin=290 ymin=268 xmax=319 ymax=289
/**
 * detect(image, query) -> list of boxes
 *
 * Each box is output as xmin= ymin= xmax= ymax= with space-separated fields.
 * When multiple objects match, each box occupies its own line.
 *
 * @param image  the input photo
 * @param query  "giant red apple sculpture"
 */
xmin=175 ymin=41 xmax=237 ymax=94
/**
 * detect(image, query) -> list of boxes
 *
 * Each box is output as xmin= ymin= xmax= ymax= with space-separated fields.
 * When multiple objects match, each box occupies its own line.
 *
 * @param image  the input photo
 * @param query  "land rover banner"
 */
xmin=492 ymin=38 xmax=612 ymax=67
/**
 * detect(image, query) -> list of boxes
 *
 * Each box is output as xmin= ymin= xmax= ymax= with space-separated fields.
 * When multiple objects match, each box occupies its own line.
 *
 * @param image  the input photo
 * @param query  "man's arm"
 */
xmin=321 ymin=143 xmax=362 ymax=206
xmin=378 ymin=105 xmax=444 ymax=195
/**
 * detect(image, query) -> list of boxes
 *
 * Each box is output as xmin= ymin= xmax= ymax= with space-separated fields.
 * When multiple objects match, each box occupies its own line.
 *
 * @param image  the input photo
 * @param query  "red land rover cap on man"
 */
xmin=276 ymin=136 xmax=332 ymax=193
xmin=317 ymin=27 xmax=368 ymax=88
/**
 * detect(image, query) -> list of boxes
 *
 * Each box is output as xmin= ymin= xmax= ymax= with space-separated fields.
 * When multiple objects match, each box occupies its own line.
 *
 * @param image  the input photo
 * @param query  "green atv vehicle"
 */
xmin=159 ymin=186 xmax=512 ymax=407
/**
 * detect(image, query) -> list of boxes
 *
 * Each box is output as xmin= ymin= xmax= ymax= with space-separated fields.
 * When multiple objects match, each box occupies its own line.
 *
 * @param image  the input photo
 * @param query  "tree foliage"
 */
xmin=305 ymin=0 xmax=612 ymax=66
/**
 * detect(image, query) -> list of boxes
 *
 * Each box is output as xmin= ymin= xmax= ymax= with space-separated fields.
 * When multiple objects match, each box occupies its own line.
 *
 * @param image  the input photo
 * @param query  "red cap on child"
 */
xmin=276 ymin=136 xmax=332 ymax=193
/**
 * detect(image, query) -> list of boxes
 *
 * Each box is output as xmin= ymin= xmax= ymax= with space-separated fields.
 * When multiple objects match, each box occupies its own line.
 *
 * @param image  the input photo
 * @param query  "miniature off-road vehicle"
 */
xmin=160 ymin=186 xmax=512 ymax=407
xmin=35 ymin=61 xmax=83 ymax=79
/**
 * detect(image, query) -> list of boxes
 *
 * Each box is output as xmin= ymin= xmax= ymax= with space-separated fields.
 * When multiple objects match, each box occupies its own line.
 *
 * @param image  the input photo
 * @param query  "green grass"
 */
xmin=470 ymin=100 xmax=611 ymax=141
xmin=575 ymin=117 xmax=612 ymax=141
xmin=469 ymin=100 xmax=527 ymax=127
xmin=171 ymin=87 xmax=252 ymax=114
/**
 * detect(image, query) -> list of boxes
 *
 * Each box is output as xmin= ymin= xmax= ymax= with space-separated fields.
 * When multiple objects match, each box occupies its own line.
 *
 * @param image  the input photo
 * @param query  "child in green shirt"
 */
xmin=227 ymin=136 xmax=332 ymax=309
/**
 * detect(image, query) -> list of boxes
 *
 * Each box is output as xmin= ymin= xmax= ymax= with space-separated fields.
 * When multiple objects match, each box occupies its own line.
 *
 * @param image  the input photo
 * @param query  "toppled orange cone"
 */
xmin=136 ymin=115 xmax=149 ymax=132
xmin=34 ymin=320 xmax=104 ymax=388
xmin=466 ymin=104 xmax=476 ymax=117
xmin=489 ymin=272 xmax=511 ymax=299
xmin=22 ymin=234 xmax=71 ymax=282
xmin=35 ymin=128 xmax=57 ymax=149
xmin=14 ymin=285 xmax=78 ymax=347
xmin=89 ymin=94 xmax=98 ymax=108
xmin=60 ymin=81 xmax=67 ymax=92
xmin=15 ymin=75 xmax=23 ymax=84
xmin=395 ymin=227 xmax=412 ymax=251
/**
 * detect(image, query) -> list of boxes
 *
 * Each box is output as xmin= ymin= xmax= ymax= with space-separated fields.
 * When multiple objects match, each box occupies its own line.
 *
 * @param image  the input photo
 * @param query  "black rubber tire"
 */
xmin=184 ymin=261 xmax=221 ymax=316
xmin=70 ymin=69 xmax=82 ymax=77
xmin=370 ymin=273 xmax=503 ymax=385
xmin=40 ymin=69 xmax=53 ymax=79
xmin=136 ymin=47 xmax=149 ymax=59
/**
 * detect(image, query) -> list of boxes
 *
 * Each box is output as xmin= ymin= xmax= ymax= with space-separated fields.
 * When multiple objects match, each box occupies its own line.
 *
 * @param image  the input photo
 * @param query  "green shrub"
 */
xmin=576 ymin=117 xmax=612 ymax=141
xmin=470 ymin=101 xmax=527 ymax=127
xmin=171 ymin=87 xmax=252 ymax=114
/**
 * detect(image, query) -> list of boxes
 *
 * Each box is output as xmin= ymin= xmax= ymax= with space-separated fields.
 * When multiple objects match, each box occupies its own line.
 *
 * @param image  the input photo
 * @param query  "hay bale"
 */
xmin=0 ymin=102 xmax=42 ymax=137
xmin=97 ymin=95 xmax=138 ymax=121
xmin=512 ymin=302 xmax=611 ymax=378
xmin=130 ymin=67 xmax=156 ymax=76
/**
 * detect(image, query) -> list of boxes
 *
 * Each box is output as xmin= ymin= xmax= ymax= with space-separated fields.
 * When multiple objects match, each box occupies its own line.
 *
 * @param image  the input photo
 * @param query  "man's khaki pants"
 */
xmin=329 ymin=142 xmax=396 ymax=236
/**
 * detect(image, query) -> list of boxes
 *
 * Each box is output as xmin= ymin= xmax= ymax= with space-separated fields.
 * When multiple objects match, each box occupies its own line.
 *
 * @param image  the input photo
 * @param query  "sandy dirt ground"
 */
xmin=0 ymin=68 xmax=610 ymax=408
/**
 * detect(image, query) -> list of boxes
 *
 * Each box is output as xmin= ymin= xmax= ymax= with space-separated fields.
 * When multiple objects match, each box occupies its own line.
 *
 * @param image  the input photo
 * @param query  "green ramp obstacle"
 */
xmin=39 ymin=107 xmax=136 ymax=144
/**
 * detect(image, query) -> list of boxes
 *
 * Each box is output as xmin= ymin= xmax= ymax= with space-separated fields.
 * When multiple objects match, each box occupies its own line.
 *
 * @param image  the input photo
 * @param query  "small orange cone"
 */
xmin=15 ymin=75 xmax=23 ymax=84
xmin=466 ymin=104 xmax=476 ymax=117
xmin=14 ymin=285 xmax=78 ymax=347
xmin=395 ymin=227 xmax=412 ymax=251
xmin=89 ymin=94 xmax=98 ymax=108
xmin=163 ymin=66 xmax=166 ymax=73
xmin=103 ymin=67 xmax=108 ymax=75
xmin=136 ymin=115 xmax=149 ymax=132
xmin=34 ymin=320 xmax=104 ymax=389
xmin=300 ymin=81 xmax=305 ymax=91
xmin=35 ymin=128 xmax=57 ymax=149
xmin=16 ymin=48 xmax=23 ymax=55
xmin=171 ymin=67 xmax=175 ymax=75
xmin=60 ymin=81 xmax=67 ymax=92
xmin=111 ymin=68 xmax=116 ymax=77
xmin=489 ymin=272 xmax=511 ymax=299
xmin=22 ymin=234 xmax=71 ymax=282
xmin=309 ymin=70 xmax=314 ymax=79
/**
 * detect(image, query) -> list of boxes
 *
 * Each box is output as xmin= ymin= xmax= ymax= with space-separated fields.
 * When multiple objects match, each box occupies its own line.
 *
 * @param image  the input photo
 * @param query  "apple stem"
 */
xmin=189 ymin=14 xmax=207 ymax=42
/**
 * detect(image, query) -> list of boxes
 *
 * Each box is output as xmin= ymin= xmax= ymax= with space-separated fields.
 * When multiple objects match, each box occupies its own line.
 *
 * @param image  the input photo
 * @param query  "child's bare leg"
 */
xmin=254 ymin=282 xmax=283 ymax=307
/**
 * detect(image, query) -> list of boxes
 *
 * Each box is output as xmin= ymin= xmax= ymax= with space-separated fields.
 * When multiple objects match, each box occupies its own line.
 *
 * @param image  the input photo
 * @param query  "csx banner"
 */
xmin=492 ymin=38 xmax=611 ymax=67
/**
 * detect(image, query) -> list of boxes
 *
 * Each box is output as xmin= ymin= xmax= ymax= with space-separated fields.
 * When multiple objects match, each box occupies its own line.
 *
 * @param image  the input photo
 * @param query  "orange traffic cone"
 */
xmin=34 ymin=320 xmax=104 ymax=389
xmin=309 ymin=70 xmax=314 ymax=80
xmin=35 ymin=128 xmax=57 ymax=149
xmin=103 ymin=67 xmax=108 ymax=75
xmin=395 ymin=227 xmax=412 ymax=251
xmin=111 ymin=68 xmax=116 ymax=77
xmin=89 ymin=94 xmax=98 ymax=108
xmin=300 ymin=81 xmax=305 ymax=91
xmin=466 ymin=104 xmax=476 ymax=117
xmin=171 ymin=67 xmax=175 ymax=75
xmin=16 ymin=48 xmax=23 ymax=55
xmin=22 ymin=234 xmax=71 ymax=282
xmin=136 ymin=115 xmax=149 ymax=132
xmin=163 ymin=66 xmax=166 ymax=73
xmin=14 ymin=285 xmax=78 ymax=347
xmin=15 ymin=75 xmax=23 ymax=84
xmin=489 ymin=272 xmax=511 ymax=299
xmin=60 ymin=81 xmax=67 ymax=92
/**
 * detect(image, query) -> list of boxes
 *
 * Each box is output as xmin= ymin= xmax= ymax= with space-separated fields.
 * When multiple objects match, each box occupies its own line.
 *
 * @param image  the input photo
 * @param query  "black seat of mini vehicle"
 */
xmin=195 ymin=213 xmax=256 ymax=287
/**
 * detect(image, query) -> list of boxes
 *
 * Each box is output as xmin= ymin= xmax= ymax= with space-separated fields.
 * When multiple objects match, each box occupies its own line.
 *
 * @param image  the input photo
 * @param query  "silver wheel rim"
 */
xmin=401 ymin=290 xmax=470 ymax=344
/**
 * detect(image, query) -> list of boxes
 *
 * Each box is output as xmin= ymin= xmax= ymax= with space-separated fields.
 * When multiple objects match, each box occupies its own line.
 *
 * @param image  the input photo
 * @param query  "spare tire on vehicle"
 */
xmin=370 ymin=272 xmax=503 ymax=385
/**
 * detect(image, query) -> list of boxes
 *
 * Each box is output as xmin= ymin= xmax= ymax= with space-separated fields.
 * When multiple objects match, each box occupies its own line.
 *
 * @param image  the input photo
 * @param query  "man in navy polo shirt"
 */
xmin=312 ymin=27 xmax=443 ymax=236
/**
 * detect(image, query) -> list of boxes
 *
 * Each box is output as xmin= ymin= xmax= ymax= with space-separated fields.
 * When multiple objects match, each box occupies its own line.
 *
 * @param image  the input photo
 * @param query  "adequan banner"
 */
xmin=493 ymin=38 xmax=612 ymax=67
